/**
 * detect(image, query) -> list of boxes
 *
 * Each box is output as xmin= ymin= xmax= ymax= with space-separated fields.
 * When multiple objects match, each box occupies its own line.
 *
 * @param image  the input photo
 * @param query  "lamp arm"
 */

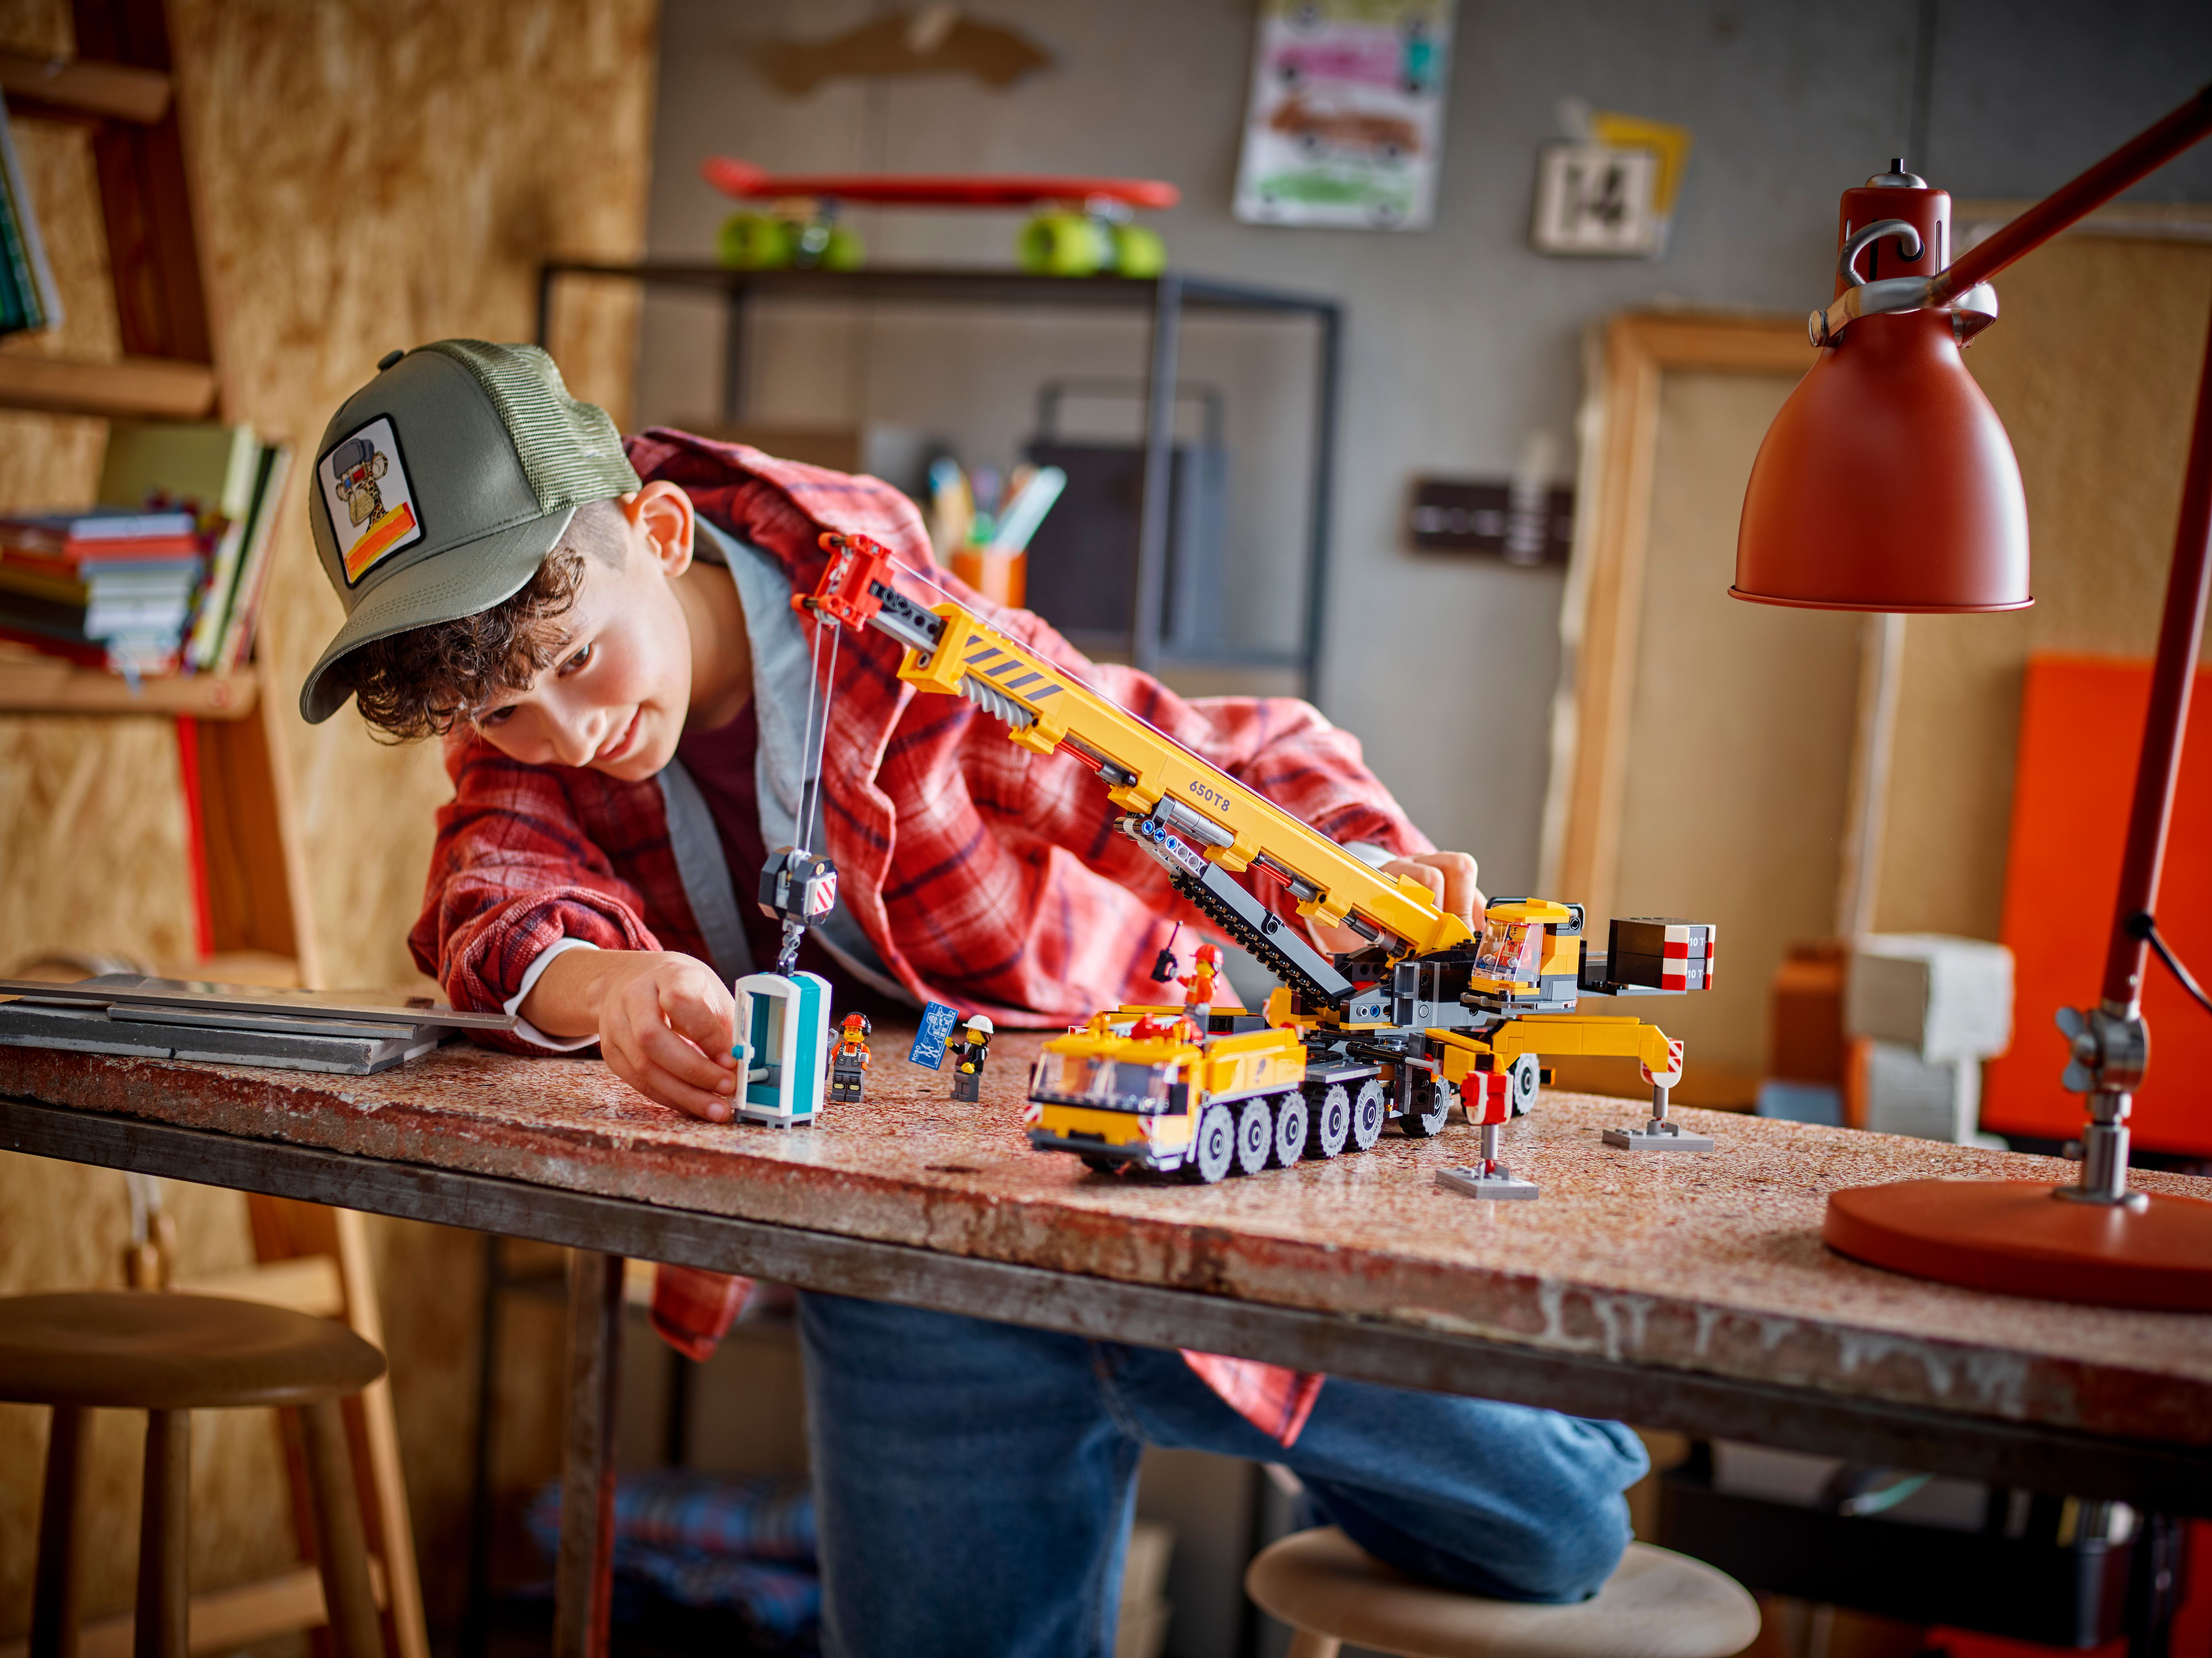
xmin=1929 ymin=83 xmax=2212 ymax=305
xmin=2099 ymin=312 xmax=2212 ymax=1018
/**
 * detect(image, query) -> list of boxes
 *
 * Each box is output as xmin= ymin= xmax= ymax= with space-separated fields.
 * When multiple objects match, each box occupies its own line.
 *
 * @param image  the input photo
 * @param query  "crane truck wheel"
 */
xmin=1401 ymin=1074 xmax=1456 ymax=1138
xmin=1350 ymin=1079 xmax=1387 ymax=1151
xmin=1269 ymin=1091 xmax=1308 ymax=1167
xmin=1508 ymin=1054 xmax=1542 ymax=1115
xmin=1181 ymin=1103 xmax=1237 ymax=1184
xmin=1234 ymin=1099 xmax=1274 ymax=1176
xmin=1304 ymin=1082 xmax=1351 ymax=1158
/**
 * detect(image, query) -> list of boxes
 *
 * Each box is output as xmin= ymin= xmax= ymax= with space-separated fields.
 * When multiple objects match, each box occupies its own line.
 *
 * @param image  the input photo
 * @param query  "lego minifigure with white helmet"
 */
xmin=949 ymin=1012 xmax=995 ymax=1102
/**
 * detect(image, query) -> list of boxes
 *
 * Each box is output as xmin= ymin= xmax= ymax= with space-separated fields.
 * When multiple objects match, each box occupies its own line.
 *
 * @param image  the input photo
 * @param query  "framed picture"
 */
xmin=1530 ymin=143 xmax=1662 ymax=256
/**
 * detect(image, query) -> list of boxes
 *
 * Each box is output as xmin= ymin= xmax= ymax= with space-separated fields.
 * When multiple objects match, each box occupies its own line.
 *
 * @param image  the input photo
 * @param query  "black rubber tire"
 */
xmin=1350 ymin=1078 xmax=1387 ymax=1152
xmin=1508 ymin=1054 xmax=1541 ymax=1115
xmin=1234 ymin=1098 xmax=1273 ymax=1176
xmin=1181 ymin=1103 xmax=1236 ymax=1184
xmin=1305 ymin=1083 xmax=1351 ymax=1158
xmin=1269 ymin=1091 xmax=1308 ymax=1167
xmin=1400 ymin=1074 xmax=1456 ymax=1138
xmin=1079 ymin=1153 xmax=1118 ymax=1173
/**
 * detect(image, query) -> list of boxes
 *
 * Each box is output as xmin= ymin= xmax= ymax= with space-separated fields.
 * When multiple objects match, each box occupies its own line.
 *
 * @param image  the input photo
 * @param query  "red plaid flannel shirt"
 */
xmin=410 ymin=430 xmax=1433 ymax=1446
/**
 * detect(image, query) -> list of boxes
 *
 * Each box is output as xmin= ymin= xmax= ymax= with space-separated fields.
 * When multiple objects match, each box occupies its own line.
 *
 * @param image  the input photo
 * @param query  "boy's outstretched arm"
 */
xmin=521 ymin=949 xmax=740 ymax=1121
xmin=411 ymin=739 xmax=742 ymax=1119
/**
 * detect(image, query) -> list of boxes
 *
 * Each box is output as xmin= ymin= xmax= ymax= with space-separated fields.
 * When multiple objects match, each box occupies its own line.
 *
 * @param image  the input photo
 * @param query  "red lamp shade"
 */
xmin=1734 ymin=174 xmax=2033 ymax=612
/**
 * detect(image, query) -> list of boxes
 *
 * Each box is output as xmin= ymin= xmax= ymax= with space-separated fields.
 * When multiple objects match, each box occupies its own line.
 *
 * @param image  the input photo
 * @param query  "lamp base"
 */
xmin=1824 ymin=1179 xmax=2212 ymax=1310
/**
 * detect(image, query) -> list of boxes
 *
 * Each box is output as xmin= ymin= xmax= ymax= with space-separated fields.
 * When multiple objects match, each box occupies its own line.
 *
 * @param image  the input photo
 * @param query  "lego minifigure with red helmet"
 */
xmin=829 ymin=1011 xmax=872 ymax=1104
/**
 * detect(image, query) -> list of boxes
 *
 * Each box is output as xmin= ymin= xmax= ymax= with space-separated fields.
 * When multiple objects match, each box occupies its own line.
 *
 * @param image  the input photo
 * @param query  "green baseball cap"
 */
xmin=298 ymin=340 xmax=640 ymax=724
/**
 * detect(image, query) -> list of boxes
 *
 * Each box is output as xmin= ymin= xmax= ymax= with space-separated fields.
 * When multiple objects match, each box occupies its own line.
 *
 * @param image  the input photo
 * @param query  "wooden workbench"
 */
xmin=6 ymin=1033 xmax=2210 ymax=1654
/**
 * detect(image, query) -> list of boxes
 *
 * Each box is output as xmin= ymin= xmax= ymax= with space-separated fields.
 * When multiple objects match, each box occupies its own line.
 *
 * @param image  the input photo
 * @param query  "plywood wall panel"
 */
xmin=0 ymin=0 xmax=658 ymax=1632
xmin=166 ymin=0 xmax=657 ymax=990
xmin=1877 ymin=235 xmax=2212 ymax=939
xmin=0 ymin=1 xmax=72 ymax=57
xmin=159 ymin=0 xmax=657 ymax=1620
xmin=0 ymin=713 xmax=201 ymax=964
xmin=2 ymin=1 xmax=654 ymax=986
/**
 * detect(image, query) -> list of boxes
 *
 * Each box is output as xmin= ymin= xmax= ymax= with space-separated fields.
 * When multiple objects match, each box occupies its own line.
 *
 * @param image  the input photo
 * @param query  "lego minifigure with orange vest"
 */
xmin=829 ymin=1011 xmax=872 ymax=1104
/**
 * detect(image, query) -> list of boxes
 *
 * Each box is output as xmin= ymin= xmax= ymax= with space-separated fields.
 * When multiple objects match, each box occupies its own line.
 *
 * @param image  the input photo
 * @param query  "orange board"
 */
xmin=1984 ymin=655 xmax=2212 ymax=1155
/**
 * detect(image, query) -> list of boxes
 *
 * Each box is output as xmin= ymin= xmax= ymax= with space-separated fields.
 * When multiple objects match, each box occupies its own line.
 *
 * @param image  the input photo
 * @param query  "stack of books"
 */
xmin=0 ymin=90 xmax=63 ymax=337
xmin=0 ymin=420 xmax=294 ymax=677
xmin=0 ymin=507 xmax=204 ymax=673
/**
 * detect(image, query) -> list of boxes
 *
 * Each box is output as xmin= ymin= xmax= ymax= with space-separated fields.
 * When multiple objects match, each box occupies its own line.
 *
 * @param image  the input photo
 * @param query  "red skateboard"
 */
xmin=700 ymin=158 xmax=1179 ymax=275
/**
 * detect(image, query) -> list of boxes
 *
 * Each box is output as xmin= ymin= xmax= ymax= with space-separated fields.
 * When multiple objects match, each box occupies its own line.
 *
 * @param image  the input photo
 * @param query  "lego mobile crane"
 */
xmin=786 ymin=533 xmax=1716 ymax=1191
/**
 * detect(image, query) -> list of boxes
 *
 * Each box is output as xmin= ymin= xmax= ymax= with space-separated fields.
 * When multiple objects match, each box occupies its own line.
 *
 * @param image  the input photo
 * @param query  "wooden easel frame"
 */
xmin=1538 ymin=312 xmax=1816 ymax=923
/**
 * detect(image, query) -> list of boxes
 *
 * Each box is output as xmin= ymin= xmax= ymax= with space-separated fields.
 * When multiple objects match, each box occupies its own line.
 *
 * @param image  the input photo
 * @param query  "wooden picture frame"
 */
xmin=1540 ymin=312 xmax=1817 ymax=922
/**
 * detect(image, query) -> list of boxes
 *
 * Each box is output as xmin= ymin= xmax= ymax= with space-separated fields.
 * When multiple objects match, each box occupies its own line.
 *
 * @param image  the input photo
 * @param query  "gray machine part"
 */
xmin=1436 ymin=1165 xmax=1540 ymax=1201
xmin=1435 ymin=1120 xmax=1539 ymax=1200
xmin=1602 ymin=1083 xmax=1714 ymax=1154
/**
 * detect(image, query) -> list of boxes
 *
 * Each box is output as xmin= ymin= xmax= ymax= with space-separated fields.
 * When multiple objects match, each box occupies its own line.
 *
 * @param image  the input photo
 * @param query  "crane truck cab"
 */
xmin=1027 ymin=1007 xmax=1316 ymax=1183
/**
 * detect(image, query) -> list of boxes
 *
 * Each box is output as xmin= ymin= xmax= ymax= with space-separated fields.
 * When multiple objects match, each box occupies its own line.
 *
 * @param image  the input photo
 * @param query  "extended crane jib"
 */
xmin=801 ymin=533 xmax=1469 ymax=1006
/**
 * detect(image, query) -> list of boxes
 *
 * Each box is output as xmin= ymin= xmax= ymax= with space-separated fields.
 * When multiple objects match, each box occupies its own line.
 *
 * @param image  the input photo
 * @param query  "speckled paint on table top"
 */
xmin=5 ymin=1032 xmax=2208 ymax=1447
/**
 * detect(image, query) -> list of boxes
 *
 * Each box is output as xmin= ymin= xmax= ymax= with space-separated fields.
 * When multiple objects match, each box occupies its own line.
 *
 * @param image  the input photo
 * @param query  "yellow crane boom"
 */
xmin=802 ymin=534 xmax=1471 ymax=984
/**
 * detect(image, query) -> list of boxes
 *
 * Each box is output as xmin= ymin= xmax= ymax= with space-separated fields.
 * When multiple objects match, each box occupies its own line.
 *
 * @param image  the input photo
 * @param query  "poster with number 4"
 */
xmin=1529 ymin=108 xmax=1694 ymax=259
xmin=1531 ymin=146 xmax=1662 ymax=255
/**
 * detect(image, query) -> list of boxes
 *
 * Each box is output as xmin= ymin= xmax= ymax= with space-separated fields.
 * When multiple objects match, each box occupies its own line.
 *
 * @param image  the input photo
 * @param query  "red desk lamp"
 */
xmin=1735 ymin=87 xmax=2212 ymax=1311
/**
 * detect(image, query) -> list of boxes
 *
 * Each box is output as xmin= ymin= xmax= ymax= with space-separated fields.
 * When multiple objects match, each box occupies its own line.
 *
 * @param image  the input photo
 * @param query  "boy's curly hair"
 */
xmin=337 ymin=498 xmax=629 ymax=741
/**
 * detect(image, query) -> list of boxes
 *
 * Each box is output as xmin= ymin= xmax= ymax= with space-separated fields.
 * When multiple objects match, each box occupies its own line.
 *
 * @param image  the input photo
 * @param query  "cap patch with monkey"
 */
xmin=319 ymin=417 xmax=421 ymax=584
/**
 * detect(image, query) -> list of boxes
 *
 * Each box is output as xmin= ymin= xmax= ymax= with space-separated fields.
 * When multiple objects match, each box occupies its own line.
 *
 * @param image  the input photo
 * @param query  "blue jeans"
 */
xmin=797 ymin=1291 xmax=1648 ymax=1658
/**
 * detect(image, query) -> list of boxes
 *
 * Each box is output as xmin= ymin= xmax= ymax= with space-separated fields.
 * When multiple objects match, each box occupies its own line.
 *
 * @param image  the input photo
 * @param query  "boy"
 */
xmin=301 ymin=343 xmax=1646 ymax=1653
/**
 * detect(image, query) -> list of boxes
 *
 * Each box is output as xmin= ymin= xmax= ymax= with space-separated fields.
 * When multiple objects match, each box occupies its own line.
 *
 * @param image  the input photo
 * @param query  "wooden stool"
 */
xmin=1245 ymin=1527 xmax=1761 ymax=1658
xmin=0 ymin=1292 xmax=388 ymax=1658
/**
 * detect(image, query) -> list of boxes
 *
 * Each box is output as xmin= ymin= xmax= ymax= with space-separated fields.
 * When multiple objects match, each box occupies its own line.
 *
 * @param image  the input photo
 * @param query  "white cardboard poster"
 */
xmin=1233 ymin=0 xmax=1457 ymax=233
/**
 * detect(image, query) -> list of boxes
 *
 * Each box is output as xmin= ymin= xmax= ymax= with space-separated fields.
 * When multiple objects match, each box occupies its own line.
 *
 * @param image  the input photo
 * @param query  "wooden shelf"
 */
xmin=0 ymin=352 xmax=219 ymax=419
xmin=0 ymin=50 xmax=171 ymax=123
xmin=4 ymin=0 xmax=321 ymax=987
xmin=0 ymin=654 xmax=259 ymax=717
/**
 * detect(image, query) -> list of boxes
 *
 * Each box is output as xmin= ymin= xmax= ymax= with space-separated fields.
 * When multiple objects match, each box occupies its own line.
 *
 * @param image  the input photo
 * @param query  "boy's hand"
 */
xmin=598 ymin=954 xmax=743 ymax=1121
xmin=522 ymin=949 xmax=740 ymax=1121
xmin=1310 ymin=851 xmax=1485 ymax=955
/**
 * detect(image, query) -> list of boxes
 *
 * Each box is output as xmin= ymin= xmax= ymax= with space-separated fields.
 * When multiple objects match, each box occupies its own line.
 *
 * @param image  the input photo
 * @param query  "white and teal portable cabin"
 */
xmin=732 ymin=970 xmax=832 ymax=1126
